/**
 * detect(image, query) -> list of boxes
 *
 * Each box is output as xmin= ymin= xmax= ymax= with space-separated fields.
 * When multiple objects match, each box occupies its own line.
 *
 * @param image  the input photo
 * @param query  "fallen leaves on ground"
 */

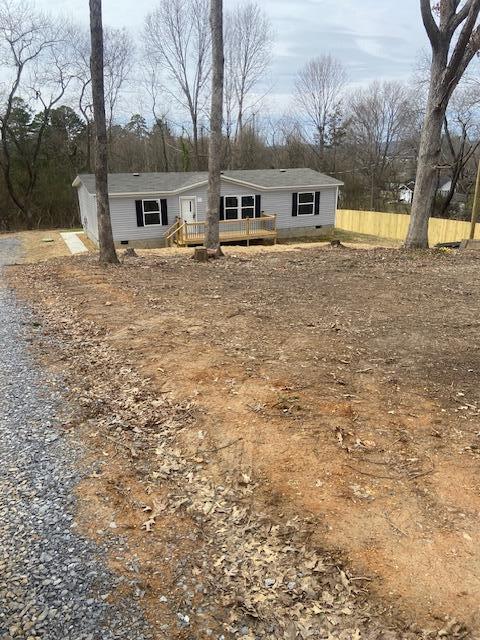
xmin=6 ymin=250 xmax=475 ymax=640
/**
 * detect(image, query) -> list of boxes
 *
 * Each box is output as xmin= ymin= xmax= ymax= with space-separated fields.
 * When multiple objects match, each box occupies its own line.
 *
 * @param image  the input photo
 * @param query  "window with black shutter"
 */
xmin=136 ymin=199 xmax=168 ymax=226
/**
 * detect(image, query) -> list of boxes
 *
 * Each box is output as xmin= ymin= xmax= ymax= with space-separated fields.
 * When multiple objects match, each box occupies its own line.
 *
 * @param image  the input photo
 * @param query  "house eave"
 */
xmin=107 ymin=179 xmax=209 ymax=198
xmin=107 ymin=181 xmax=344 ymax=198
xmin=220 ymin=174 xmax=343 ymax=190
xmin=73 ymin=178 xmax=210 ymax=198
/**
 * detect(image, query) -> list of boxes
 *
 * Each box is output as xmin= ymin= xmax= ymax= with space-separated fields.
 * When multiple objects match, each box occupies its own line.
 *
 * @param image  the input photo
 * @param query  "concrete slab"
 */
xmin=60 ymin=232 xmax=88 ymax=256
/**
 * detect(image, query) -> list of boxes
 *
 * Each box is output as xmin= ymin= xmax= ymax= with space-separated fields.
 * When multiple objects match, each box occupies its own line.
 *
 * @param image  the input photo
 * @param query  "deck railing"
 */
xmin=164 ymin=218 xmax=184 ymax=246
xmin=165 ymin=214 xmax=277 ymax=246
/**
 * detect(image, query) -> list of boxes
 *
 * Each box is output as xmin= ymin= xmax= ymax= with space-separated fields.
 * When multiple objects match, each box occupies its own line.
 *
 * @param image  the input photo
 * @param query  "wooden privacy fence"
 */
xmin=336 ymin=209 xmax=480 ymax=245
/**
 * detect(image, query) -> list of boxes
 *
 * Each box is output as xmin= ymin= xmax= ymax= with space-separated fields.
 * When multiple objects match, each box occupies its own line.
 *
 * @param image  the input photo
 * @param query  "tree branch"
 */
xmin=447 ymin=0 xmax=480 ymax=77
xmin=421 ymin=0 xmax=440 ymax=47
xmin=448 ymin=0 xmax=476 ymax=33
xmin=440 ymin=0 xmax=459 ymax=30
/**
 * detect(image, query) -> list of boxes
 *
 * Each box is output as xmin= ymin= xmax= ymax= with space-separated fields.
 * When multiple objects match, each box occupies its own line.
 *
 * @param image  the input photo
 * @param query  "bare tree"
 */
xmin=71 ymin=30 xmax=94 ymax=171
xmin=348 ymin=81 xmax=414 ymax=210
xmin=405 ymin=0 xmax=480 ymax=248
xmin=89 ymin=0 xmax=118 ymax=264
xmin=270 ymin=115 xmax=311 ymax=168
xmin=103 ymin=28 xmax=133 ymax=132
xmin=439 ymin=84 xmax=480 ymax=215
xmin=294 ymin=55 xmax=347 ymax=159
xmin=145 ymin=0 xmax=210 ymax=169
xmin=73 ymin=26 xmax=133 ymax=170
xmin=141 ymin=58 xmax=171 ymax=171
xmin=204 ymin=0 xmax=224 ymax=255
xmin=0 ymin=0 xmax=75 ymax=224
xmin=224 ymin=2 xmax=272 ymax=143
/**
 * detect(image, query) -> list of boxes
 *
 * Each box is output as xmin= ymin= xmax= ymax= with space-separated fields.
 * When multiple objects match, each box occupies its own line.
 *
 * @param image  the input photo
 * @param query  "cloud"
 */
xmin=38 ymin=0 xmax=428 ymax=116
xmin=355 ymin=38 xmax=385 ymax=59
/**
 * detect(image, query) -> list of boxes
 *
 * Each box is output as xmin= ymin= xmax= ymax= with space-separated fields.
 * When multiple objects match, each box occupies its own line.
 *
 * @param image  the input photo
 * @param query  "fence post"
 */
xmin=470 ymin=160 xmax=480 ymax=240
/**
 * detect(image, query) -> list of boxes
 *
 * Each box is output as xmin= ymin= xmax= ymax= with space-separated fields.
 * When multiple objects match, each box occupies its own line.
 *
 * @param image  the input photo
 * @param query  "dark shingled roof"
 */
xmin=75 ymin=168 xmax=343 ymax=195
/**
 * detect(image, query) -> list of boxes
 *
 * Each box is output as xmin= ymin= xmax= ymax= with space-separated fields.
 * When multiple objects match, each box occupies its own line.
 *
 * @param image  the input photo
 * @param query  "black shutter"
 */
xmin=314 ymin=191 xmax=320 ymax=215
xmin=135 ymin=200 xmax=144 ymax=227
xmin=161 ymin=199 xmax=168 ymax=225
xmin=219 ymin=196 xmax=225 ymax=220
xmin=255 ymin=194 xmax=261 ymax=217
xmin=292 ymin=192 xmax=298 ymax=217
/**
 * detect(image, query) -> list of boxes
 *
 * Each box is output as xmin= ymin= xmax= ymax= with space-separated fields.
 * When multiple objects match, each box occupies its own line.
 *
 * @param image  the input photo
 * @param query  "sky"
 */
xmin=38 ymin=0 xmax=429 ymax=115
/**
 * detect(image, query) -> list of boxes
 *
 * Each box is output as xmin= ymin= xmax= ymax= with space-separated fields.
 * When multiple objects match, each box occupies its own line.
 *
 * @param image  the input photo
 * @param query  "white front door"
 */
xmin=180 ymin=197 xmax=196 ymax=222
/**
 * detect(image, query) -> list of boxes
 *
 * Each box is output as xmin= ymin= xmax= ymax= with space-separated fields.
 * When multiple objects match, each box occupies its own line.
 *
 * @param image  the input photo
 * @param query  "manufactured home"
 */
xmin=73 ymin=168 xmax=343 ymax=248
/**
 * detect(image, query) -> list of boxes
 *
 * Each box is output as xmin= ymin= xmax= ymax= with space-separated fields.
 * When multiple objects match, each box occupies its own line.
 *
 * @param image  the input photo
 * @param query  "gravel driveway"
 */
xmin=0 ymin=238 xmax=151 ymax=640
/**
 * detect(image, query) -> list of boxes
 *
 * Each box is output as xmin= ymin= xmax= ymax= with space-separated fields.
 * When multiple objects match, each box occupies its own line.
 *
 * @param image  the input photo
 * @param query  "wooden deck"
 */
xmin=164 ymin=215 xmax=277 ymax=247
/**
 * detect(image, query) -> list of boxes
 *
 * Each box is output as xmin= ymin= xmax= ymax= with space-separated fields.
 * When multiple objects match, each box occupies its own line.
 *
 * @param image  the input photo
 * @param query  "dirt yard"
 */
xmin=7 ymin=243 xmax=480 ymax=638
xmin=0 ymin=229 xmax=95 ymax=262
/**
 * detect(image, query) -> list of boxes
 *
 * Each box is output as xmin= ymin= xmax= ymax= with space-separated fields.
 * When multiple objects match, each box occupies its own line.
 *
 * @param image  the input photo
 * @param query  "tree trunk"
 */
xmin=192 ymin=115 xmax=200 ymax=170
xmin=236 ymin=95 xmax=244 ymax=141
xmin=405 ymin=58 xmax=446 ymax=248
xmin=470 ymin=153 xmax=480 ymax=238
xmin=439 ymin=161 xmax=462 ymax=217
xmin=404 ymin=0 xmax=480 ymax=247
xmin=85 ymin=121 xmax=92 ymax=172
xmin=160 ymin=119 xmax=169 ymax=172
xmin=204 ymin=0 xmax=224 ymax=255
xmin=405 ymin=107 xmax=444 ymax=247
xmin=89 ymin=0 xmax=119 ymax=264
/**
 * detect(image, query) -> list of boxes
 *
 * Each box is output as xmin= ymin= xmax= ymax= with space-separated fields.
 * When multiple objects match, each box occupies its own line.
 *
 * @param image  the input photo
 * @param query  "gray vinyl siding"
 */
xmin=77 ymin=183 xmax=98 ymax=244
xmin=260 ymin=187 xmax=336 ymax=230
xmin=102 ymin=183 xmax=338 ymax=242
xmin=108 ymin=196 xmax=178 ymax=242
xmin=183 ymin=184 xmax=337 ymax=230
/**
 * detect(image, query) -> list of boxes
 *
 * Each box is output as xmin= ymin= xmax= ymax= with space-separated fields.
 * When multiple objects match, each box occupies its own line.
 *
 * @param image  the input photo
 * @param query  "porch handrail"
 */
xmin=163 ymin=217 xmax=180 ymax=239
xmin=183 ymin=213 xmax=276 ymax=231
xmin=164 ymin=218 xmax=185 ymax=245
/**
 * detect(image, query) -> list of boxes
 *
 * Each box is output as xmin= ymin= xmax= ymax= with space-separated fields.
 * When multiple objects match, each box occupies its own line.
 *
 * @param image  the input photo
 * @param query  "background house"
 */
xmin=437 ymin=176 xmax=453 ymax=196
xmin=398 ymin=181 xmax=415 ymax=204
xmin=396 ymin=177 xmax=466 ymax=213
